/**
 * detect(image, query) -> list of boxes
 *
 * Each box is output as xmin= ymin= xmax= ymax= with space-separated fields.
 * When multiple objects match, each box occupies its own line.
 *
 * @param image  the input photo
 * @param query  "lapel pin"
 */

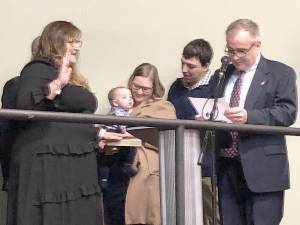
xmin=260 ymin=81 xmax=266 ymax=86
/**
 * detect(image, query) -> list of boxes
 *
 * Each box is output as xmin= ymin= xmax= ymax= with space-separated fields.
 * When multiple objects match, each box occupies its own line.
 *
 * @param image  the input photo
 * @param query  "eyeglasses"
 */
xmin=66 ymin=39 xmax=83 ymax=48
xmin=131 ymin=83 xmax=153 ymax=94
xmin=225 ymin=42 xmax=256 ymax=58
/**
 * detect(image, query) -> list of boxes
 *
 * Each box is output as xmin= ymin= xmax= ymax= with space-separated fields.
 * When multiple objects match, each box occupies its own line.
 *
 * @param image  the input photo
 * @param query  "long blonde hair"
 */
xmin=36 ymin=21 xmax=89 ymax=89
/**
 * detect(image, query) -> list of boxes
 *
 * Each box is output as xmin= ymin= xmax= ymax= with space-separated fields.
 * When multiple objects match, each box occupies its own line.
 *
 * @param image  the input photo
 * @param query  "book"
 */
xmin=126 ymin=126 xmax=159 ymax=147
xmin=106 ymin=137 xmax=142 ymax=147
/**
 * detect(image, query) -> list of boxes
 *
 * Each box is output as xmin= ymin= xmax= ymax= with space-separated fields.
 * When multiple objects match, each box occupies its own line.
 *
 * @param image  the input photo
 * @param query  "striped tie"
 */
xmin=225 ymin=72 xmax=245 ymax=157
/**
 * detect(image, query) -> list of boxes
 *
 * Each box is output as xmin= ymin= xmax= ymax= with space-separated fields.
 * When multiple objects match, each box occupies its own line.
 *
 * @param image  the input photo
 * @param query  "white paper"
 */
xmin=188 ymin=97 xmax=231 ymax=123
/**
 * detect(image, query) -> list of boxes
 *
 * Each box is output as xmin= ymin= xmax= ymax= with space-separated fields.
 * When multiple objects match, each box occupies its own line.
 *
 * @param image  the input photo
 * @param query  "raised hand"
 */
xmin=47 ymin=53 xmax=73 ymax=99
xmin=58 ymin=52 xmax=72 ymax=87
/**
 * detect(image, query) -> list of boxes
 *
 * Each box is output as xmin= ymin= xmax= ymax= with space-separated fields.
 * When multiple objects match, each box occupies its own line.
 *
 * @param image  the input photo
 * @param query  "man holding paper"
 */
xmin=168 ymin=39 xmax=215 ymax=120
xmin=215 ymin=19 xmax=297 ymax=225
xmin=167 ymin=38 xmax=219 ymax=225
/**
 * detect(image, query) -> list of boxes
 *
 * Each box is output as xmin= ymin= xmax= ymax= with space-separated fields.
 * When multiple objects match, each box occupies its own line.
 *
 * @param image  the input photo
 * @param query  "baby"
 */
xmin=97 ymin=87 xmax=138 ymax=191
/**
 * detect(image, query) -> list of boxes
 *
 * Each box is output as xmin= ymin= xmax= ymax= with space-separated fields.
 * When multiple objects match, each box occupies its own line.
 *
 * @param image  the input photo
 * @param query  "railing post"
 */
xmin=175 ymin=125 xmax=185 ymax=225
xmin=159 ymin=129 xmax=176 ymax=225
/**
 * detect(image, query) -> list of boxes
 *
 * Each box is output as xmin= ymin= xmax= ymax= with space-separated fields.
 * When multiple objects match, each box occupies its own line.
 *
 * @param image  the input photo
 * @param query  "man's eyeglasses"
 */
xmin=67 ymin=39 xmax=83 ymax=48
xmin=225 ymin=42 xmax=256 ymax=58
xmin=131 ymin=83 xmax=153 ymax=94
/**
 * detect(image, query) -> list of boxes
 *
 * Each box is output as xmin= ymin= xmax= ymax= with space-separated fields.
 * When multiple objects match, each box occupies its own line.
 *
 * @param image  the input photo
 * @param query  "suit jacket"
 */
xmin=0 ymin=76 xmax=20 ymax=182
xmin=214 ymin=56 xmax=297 ymax=192
xmin=167 ymin=77 xmax=215 ymax=177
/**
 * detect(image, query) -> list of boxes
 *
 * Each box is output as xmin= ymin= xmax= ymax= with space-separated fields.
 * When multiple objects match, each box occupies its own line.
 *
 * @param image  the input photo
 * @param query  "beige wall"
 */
xmin=1 ymin=0 xmax=299 ymax=224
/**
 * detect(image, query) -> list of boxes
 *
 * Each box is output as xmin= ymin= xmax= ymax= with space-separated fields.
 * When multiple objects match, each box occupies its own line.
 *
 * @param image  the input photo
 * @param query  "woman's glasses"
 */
xmin=131 ymin=83 xmax=153 ymax=94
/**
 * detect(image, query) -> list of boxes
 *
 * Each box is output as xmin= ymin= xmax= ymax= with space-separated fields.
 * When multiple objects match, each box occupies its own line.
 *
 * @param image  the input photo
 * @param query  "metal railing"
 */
xmin=1 ymin=109 xmax=300 ymax=225
xmin=1 ymin=109 xmax=300 ymax=135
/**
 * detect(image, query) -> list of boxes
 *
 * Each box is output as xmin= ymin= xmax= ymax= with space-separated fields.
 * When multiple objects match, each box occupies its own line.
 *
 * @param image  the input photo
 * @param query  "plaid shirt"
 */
xmin=183 ymin=70 xmax=213 ymax=90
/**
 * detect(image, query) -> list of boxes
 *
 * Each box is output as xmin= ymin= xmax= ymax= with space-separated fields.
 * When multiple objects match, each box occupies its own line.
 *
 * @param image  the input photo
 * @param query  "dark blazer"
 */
xmin=0 ymin=76 xmax=20 ymax=188
xmin=167 ymin=77 xmax=217 ymax=177
xmin=167 ymin=77 xmax=214 ymax=119
xmin=215 ymin=56 xmax=297 ymax=192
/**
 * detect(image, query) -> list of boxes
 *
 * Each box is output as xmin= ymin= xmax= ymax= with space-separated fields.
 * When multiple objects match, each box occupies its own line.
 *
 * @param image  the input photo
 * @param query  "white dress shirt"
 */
xmin=224 ymin=54 xmax=261 ymax=108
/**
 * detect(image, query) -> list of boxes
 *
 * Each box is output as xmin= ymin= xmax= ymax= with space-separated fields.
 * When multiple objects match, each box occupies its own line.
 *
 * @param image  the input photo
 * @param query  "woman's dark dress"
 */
xmin=7 ymin=59 xmax=102 ymax=225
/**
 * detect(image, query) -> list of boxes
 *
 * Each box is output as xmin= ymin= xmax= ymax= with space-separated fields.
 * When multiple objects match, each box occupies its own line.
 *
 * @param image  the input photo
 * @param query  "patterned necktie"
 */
xmin=225 ymin=72 xmax=245 ymax=157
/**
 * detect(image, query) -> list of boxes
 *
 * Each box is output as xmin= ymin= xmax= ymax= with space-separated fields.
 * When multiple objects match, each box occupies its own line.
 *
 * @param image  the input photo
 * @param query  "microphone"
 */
xmin=219 ymin=56 xmax=230 ymax=78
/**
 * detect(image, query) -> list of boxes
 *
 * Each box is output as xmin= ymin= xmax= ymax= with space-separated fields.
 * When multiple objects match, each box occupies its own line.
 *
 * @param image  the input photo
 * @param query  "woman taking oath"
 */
xmin=7 ymin=21 xmax=102 ymax=225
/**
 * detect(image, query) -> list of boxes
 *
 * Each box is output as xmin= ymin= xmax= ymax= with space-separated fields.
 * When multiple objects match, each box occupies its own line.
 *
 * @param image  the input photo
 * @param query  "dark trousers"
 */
xmin=99 ymin=152 xmax=131 ymax=225
xmin=217 ymin=157 xmax=284 ymax=225
xmin=97 ymin=147 xmax=136 ymax=182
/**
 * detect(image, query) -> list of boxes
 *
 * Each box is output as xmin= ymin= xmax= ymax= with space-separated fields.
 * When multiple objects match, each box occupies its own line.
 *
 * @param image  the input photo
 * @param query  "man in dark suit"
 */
xmin=0 ymin=36 xmax=40 ymax=191
xmin=0 ymin=77 xmax=20 ymax=191
xmin=215 ymin=19 xmax=297 ymax=225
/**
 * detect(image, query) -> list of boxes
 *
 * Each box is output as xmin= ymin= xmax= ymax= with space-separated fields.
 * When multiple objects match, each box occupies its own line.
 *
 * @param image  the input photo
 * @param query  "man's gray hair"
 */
xmin=226 ymin=19 xmax=260 ymax=39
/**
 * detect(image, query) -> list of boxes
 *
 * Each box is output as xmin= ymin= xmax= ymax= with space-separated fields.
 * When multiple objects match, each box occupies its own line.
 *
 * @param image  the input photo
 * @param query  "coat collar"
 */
xmin=131 ymin=97 xmax=162 ymax=116
xmin=220 ymin=56 xmax=271 ymax=109
xmin=244 ymin=56 xmax=271 ymax=109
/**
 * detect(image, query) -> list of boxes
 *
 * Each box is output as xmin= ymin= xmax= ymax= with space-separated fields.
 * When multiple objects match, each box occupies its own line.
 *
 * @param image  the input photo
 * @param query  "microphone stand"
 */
xmin=198 ymin=70 xmax=226 ymax=225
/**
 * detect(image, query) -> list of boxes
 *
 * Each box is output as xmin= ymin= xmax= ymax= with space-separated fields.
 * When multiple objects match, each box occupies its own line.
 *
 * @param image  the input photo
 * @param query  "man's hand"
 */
xmin=224 ymin=107 xmax=248 ymax=124
xmin=195 ymin=114 xmax=205 ymax=121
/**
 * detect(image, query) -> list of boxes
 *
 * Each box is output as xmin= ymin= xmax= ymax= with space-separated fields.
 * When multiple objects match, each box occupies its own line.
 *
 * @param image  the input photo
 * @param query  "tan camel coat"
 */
xmin=125 ymin=98 xmax=176 ymax=225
